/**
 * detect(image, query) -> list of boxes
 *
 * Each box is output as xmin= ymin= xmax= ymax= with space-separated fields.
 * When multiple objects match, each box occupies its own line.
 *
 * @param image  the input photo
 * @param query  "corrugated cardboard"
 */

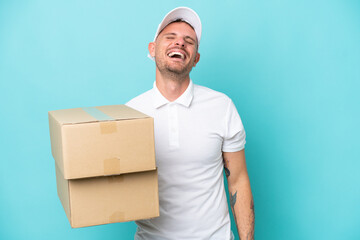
xmin=49 ymin=104 xmax=159 ymax=228
xmin=49 ymin=105 xmax=156 ymax=179
xmin=55 ymin=164 xmax=159 ymax=228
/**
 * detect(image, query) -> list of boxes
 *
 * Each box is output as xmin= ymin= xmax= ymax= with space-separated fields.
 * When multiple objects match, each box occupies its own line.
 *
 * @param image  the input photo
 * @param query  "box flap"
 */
xmin=48 ymin=105 xmax=149 ymax=125
xmin=97 ymin=105 xmax=149 ymax=120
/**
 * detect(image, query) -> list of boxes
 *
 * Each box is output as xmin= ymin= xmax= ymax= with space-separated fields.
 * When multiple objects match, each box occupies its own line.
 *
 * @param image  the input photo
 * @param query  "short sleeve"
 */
xmin=222 ymin=99 xmax=246 ymax=152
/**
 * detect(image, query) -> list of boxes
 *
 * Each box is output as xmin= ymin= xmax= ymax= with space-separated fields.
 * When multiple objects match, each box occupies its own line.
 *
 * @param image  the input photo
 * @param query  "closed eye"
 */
xmin=185 ymin=37 xmax=195 ymax=45
xmin=163 ymin=33 xmax=176 ymax=39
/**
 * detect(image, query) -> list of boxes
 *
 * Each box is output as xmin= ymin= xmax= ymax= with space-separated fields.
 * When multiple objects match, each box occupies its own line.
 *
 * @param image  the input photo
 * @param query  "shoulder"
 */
xmin=193 ymin=83 xmax=233 ymax=106
xmin=125 ymin=89 xmax=153 ymax=114
xmin=126 ymin=89 xmax=152 ymax=105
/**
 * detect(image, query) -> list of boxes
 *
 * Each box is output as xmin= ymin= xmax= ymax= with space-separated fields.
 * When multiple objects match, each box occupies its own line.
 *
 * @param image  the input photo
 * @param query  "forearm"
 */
xmin=223 ymin=150 xmax=254 ymax=239
xmin=228 ymin=175 xmax=255 ymax=240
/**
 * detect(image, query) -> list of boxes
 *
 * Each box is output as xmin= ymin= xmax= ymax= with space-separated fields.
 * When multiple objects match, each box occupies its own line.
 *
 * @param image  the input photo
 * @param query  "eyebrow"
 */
xmin=163 ymin=33 xmax=176 ymax=36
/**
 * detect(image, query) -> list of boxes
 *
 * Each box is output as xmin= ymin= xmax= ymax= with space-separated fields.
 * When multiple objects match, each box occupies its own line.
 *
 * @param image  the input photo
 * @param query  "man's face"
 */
xmin=149 ymin=21 xmax=200 ymax=78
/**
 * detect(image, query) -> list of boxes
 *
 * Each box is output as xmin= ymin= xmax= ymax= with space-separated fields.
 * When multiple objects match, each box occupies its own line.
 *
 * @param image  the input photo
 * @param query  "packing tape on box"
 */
xmin=99 ymin=121 xmax=117 ymax=134
xmin=107 ymin=174 xmax=124 ymax=183
xmin=109 ymin=211 xmax=125 ymax=222
xmin=82 ymin=107 xmax=114 ymax=121
xmin=82 ymin=107 xmax=117 ymax=134
xmin=104 ymin=157 xmax=121 ymax=175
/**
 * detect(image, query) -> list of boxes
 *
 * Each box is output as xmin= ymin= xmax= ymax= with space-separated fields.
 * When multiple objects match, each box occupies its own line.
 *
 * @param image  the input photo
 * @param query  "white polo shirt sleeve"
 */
xmin=222 ymin=99 xmax=246 ymax=152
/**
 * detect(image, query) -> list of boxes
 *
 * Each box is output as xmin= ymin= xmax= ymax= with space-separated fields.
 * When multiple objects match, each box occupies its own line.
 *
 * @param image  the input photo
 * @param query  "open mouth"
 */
xmin=167 ymin=51 xmax=185 ymax=60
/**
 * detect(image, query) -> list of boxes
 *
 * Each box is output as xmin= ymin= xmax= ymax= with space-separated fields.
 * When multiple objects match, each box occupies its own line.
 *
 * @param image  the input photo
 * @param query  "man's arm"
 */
xmin=223 ymin=150 xmax=254 ymax=240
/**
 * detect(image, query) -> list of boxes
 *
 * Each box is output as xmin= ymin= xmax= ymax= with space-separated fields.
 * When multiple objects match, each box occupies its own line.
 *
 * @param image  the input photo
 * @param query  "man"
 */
xmin=126 ymin=7 xmax=254 ymax=240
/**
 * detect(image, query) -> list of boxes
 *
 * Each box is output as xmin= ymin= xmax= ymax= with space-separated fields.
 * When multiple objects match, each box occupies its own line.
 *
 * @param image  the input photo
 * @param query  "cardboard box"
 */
xmin=55 ymin=165 xmax=159 ymax=228
xmin=49 ymin=105 xmax=156 ymax=179
xmin=49 ymin=105 xmax=159 ymax=228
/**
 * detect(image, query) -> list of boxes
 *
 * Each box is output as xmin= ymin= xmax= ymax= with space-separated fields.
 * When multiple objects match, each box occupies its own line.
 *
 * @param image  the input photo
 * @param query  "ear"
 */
xmin=148 ymin=42 xmax=156 ymax=58
xmin=193 ymin=52 xmax=200 ymax=67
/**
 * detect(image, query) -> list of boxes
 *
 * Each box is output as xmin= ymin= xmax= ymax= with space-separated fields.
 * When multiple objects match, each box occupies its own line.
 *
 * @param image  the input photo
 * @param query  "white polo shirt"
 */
xmin=126 ymin=80 xmax=246 ymax=240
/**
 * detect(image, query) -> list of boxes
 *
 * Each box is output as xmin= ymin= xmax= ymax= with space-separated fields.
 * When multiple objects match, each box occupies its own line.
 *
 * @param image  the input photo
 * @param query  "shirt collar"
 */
xmin=153 ymin=80 xmax=194 ymax=109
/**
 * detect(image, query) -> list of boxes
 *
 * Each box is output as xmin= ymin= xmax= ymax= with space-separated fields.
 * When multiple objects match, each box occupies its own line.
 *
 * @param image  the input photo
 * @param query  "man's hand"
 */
xmin=223 ymin=150 xmax=255 ymax=240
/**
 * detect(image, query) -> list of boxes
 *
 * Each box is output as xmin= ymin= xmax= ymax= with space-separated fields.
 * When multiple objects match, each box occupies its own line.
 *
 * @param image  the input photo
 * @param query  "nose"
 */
xmin=175 ymin=38 xmax=185 ymax=47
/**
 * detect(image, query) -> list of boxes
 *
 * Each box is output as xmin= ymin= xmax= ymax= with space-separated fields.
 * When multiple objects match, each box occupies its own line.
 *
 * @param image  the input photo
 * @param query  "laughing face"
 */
xmin=149 ymin=21 xmax=200 ymax=79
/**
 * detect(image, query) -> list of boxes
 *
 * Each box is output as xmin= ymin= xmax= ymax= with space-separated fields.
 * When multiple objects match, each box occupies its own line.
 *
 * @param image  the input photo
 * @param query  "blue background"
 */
xmin=1 ymin=0 xmax=359 ymax=239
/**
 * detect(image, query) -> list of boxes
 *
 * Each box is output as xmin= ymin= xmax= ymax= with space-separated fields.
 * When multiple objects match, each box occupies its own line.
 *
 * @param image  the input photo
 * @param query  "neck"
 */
xmin=155 ymin=69 xmax=190 ymax=102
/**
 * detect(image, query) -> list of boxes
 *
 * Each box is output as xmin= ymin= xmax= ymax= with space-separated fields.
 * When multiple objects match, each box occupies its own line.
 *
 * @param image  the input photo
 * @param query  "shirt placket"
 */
xmin=168 ymin=103 xmax=179 ymax=149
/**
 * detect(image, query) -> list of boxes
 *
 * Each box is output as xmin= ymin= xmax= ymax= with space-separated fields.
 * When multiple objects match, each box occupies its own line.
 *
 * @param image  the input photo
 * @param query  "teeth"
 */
xmin=168 ymin=51 xmax=184 ymax=59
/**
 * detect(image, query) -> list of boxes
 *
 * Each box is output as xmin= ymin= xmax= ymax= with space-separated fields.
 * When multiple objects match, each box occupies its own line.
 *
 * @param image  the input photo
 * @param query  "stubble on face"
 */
xmin=155 ymin=52 xmax=196 ymax=81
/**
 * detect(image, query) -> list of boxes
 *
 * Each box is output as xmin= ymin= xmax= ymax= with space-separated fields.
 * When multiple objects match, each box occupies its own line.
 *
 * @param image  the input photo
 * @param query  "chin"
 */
xmin=167 ymin=66 xmax=188 ymax=74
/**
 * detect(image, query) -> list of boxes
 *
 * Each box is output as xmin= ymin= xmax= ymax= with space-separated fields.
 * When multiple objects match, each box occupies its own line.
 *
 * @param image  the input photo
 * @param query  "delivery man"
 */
xmin=126 ymin=6 xmax=254 ymax=240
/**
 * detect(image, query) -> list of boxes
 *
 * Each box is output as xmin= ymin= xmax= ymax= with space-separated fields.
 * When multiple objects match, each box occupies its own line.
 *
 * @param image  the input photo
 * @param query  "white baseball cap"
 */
xmin=148 ymin=6 xmax=202 ymax=60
